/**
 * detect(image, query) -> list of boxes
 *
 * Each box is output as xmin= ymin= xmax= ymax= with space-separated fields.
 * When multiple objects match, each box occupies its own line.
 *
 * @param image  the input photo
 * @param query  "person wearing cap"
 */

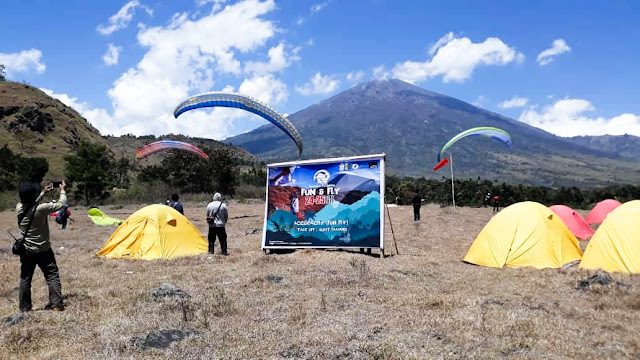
xmin=16 ymin=181 xmax=67 ymax=312
xmin=206 ymin=192 xmax=229 ymax=255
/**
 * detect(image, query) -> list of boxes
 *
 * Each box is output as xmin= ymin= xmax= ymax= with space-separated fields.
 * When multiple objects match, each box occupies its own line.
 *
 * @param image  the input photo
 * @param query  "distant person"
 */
xmin=55 ymin=204 xmax=71 ymax=230
xmin=16 ymin=181 xmax=67 ymax=312
xmin=395 ymin=196 xmax=401 ymax=205
xmin=206 ymin=192 xmax=229 ymax=255
xmin=168 ymin=193 xmax=184 ymax=215
xmin=492 ymin=195 xmax=500 ymax=212
xmin=483 ymin=192 xmax=492 ymax=208
xmin=411 ymin=192 xmax=423 ymax=222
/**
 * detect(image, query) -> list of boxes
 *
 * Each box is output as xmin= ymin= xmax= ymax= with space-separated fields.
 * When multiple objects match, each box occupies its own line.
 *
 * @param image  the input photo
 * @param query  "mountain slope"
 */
xmin=0 ymin=82 xmax=108 ymax=180
xmin=566 ymin=134 xmax=640 ymax=161
xmin=227 ymin=79 xmax=640 ymax=187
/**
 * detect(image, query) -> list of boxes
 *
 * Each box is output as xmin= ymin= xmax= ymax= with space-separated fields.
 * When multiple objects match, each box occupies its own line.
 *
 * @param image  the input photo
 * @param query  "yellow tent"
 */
xmin=463 ymin=202 xmax=582 ymax=269
xmin=96 ymin=205 xmax=208 ymax=260
xmin=580 ymin=200 xmax=640 ymax=274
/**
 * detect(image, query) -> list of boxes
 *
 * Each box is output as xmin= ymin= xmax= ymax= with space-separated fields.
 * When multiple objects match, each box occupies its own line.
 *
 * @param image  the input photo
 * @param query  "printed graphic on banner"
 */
xmin=264 ymin=156 xmax=383 ymax=248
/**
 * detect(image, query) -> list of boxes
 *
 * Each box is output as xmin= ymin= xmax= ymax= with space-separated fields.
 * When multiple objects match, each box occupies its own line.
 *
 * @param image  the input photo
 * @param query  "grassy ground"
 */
xmin=0 ymin=203 xmax=639 ymax=359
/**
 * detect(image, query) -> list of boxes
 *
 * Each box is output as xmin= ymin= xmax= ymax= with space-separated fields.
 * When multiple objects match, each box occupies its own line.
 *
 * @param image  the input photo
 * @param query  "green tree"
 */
xmin=209 ymin=147 xmax=239 ymax=197
xmin=0 ymin=145 xmax=49 ymax=190
xmin=0 ymin=64 xmax=5 ymax=81
xmin=111 ymin=157 xmax=133 ymax=188
xmin=64 ymin=142 xmax=113 ymax=205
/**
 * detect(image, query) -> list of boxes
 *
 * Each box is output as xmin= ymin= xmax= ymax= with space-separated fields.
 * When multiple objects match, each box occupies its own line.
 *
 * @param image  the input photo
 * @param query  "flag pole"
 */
xmin=450 ymin=152 xmax=456 ymax=210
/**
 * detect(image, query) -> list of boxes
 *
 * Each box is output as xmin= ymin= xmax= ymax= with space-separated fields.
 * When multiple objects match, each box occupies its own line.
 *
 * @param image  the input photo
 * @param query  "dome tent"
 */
xmin=97 ymin=205 xmax=208 ymax=260
xmin=463 ymin=202 xmax=582 ymax=269
xmin=585 ymin=199 xmax=622 ymax=225
xmin=580 ymin=200 xmax=640 ymax=274
xmin=549 ymin=205 xmax=594 ymax=240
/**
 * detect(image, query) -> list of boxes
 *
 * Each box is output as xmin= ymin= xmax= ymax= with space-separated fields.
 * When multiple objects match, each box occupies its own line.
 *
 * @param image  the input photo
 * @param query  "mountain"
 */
xmin=566 ymin=134 xmax=640 ymax=161
xmin=0 ymin=82 xmax=108 ymax=179
xmin=227 ymin=79 xmax=640 ymax=187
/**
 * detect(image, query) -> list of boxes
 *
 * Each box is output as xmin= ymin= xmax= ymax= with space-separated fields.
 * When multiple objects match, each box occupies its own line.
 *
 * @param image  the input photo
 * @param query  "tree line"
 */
xmin=0 ymin=142 xmax=266 ymax=206
xmin=386 ymin=175 xmax=640 ymax=210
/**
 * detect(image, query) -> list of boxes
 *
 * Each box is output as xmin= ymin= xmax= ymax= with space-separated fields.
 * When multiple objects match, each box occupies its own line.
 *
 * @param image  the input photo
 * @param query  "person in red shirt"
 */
xmin=492 ymin=195 xmax=500 ymax=212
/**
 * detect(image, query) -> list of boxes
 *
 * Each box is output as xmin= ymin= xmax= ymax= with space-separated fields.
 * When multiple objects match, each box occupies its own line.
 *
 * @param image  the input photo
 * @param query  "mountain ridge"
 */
xmin=227 ymin=79 xmax=640 ymax=187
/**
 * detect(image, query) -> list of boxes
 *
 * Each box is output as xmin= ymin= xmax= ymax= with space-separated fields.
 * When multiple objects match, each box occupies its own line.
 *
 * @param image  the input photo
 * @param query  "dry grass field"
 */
xmin=1 ymin=202 xmax=639 ymax=359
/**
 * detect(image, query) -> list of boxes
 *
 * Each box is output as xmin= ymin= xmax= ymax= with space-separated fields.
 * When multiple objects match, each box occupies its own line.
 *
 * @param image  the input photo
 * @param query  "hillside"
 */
xmin=566 ymin=134 xmax=640 ymax=161
xmin=0 ymin=81 xmax=258 ymax=182
xmin=227 ymin=79 xmax=640 ymax=187
xmin=0 ymin=81 xmax=108 ymax=180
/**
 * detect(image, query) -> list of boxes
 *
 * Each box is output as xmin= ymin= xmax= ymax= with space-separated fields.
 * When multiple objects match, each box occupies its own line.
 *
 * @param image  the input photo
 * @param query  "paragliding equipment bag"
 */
xmin=13 ymin=204 xmax=37 ymax=255
xmin=207 ymin=205 xmax=222 ymax=225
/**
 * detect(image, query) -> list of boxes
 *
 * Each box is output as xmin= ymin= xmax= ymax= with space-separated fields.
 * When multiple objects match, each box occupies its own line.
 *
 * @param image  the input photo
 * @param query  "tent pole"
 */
xmin=385 ymin=203 xmax=400 ymax=255
xmin=450 ymin=152 xmax=456 ymax=210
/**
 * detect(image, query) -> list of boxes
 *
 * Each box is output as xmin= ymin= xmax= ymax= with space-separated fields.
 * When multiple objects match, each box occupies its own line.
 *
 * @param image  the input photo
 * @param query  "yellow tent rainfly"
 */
xmin=580 ymin=200 xmax=640 ymax=274
xmin=463 ymin=202 xmax=582 ymax=269
xmin=96 ymin=205 xmax=208 ymax=260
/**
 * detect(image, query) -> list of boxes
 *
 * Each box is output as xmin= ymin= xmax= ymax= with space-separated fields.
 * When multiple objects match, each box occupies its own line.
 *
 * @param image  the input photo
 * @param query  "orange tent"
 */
xmin=549 ymin=205 xmax=594 ymax=240
xmin=585 ymin=199 xmax=622 ymax=225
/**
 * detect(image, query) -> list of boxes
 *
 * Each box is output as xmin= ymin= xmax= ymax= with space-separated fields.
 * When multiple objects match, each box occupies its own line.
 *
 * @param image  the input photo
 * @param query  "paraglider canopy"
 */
xmin=135 ymin=140 xmax=208 ymax=160
xmin=174 ymin=92 xmax=303 ymax=156
xmin=434 ymin=127 xmax=512 ymax=170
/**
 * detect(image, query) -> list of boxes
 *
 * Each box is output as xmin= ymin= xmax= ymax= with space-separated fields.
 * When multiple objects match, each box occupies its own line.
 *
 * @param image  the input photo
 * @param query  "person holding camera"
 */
xmin=206 ymin=192 xmax=228 ymax=255
xmin=16 ymin=181 xmax=67 ymax=312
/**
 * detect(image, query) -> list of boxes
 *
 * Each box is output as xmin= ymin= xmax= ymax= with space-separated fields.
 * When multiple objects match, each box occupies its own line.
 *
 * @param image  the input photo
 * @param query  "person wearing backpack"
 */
xmin=167 ymin=193 xmax=184 ymax=215
xmin=55 ymin=204 xmax=71 ymax=229
xmin=16 ymin=181 xmax=67 ymax=312
xmin=206 ymin=192 xmax=228 ymax=255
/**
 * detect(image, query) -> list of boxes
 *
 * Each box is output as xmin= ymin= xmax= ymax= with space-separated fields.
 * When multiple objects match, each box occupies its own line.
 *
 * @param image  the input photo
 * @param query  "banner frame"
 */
xmin=261 ymin=153 xmax=386 ymax=250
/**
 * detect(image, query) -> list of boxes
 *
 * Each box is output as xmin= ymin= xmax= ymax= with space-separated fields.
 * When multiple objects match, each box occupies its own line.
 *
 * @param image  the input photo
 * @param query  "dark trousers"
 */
xmin=19 ymin=248 xmax=63 ymax=311
xmin=413 ymin=204 xmax=421 ymax=221
xmin=208 ymin=227 xmax=227 ymax=254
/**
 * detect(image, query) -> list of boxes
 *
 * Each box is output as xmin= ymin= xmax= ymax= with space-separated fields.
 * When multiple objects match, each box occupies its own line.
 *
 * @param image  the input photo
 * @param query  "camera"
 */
xmin=51 ymin=181 xmax=63 ymax=188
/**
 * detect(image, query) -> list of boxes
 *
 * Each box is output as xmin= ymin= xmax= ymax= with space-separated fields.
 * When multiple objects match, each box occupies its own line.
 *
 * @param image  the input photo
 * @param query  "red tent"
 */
xmin=549 ymin=205 xmax=594 ymax=240
xmin=585 ymin=199 xmax=622 ymax=225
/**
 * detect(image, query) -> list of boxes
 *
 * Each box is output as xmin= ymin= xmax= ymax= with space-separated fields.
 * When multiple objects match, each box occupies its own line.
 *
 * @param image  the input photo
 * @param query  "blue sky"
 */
xmin=2 ymin=0 xmax=639 ymax=139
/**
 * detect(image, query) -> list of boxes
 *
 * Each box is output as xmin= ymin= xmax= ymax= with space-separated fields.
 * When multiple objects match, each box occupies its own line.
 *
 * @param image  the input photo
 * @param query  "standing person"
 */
xmin=55 ymin=204 xmax=71 ymax=229
xmin=206 ymin=192 xmax=228 ymax=255
xmin=411 ymin=192 xmax=423 ymax=222
xmin=492 ymin=195 xmax=501 ymax=212
xmin=16 ymin=181 xmax=67 ymax=312
xmin=168 ymin=193 xmax=184 ymax=215
xmin=483 ymin=192 xmax=492 ymax=208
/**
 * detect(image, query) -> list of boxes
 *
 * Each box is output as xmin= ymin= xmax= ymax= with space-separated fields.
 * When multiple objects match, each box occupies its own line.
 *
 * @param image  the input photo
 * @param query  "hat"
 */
xmin=19 ymin=182 xmax=41 ymax=204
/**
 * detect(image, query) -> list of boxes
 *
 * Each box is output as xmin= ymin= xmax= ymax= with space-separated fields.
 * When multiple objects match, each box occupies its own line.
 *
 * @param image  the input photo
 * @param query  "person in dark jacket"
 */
xmin=492 ymin=195 xmax=501 ymax=212
xmin=16 ymin=181 xmax=67 ymax=312
xmin=411 ymin=193 xmax=423 ymax=222
xmin=168 ymin=193 xmax=184 ymax=215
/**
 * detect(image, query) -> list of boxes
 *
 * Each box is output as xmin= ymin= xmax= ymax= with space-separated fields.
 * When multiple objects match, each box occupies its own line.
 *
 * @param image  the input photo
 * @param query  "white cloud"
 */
xmin=238 ymin=74 xmax=288 ymax=105
xmin=57 ymin=0 xmax=291 ymax=140
xmin=296 ymin=1 xmax=330 ymax=26
xmin=295 ymin=72 xmax=340 ymax=95
xmin=244 ymin=42 xmax=300 ymax=74
xmin=391 ymin=32 xmax=524 ymax=84
xmin=472 ymin=95 xmax=487 ymax=107
xmin=306 ymin=38 xmax=314 ymax=46
xmin=0 ymin=49 xmax=46 ymax=77
xmin=499 ymin=96 xmax=528 ymax=109
xmin=346 ymin=70 xmax=365 ymax=83
xmin=102 ymin=44 xmax=122 ymax=66
xmin=97 ymin=0 xmax=153 ymax=36
xmin=537 ymin=39 xmax=571 ymax=66
xmin=40 ymin=88 xmax=114 ymax=131
xmin=518 ymin=98 xmax=640 ymax=137
xmin=372 ymin=65 xmax=389 ymax=80
xmin=311 ymin=1 xmax=329 ymax=13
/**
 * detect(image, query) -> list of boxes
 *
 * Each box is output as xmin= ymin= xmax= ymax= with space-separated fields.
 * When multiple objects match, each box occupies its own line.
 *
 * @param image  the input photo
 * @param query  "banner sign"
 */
xmin=262 ymin=154 xmax=385 ymax=249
